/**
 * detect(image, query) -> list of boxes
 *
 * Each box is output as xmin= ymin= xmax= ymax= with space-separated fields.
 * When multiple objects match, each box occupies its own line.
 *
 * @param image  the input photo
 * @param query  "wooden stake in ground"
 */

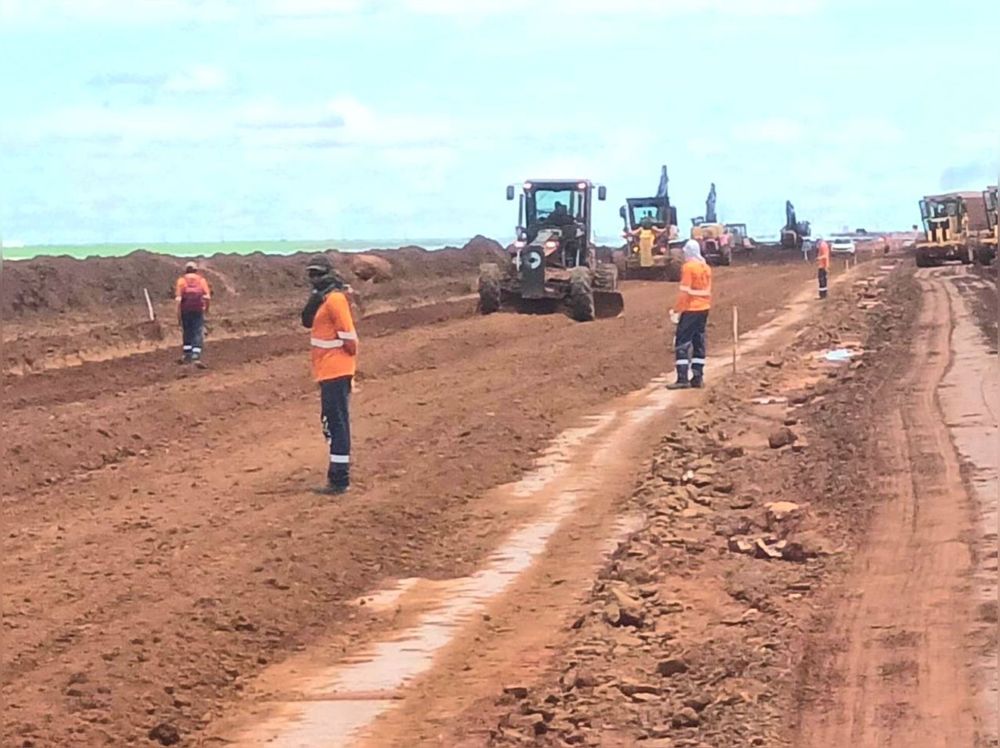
xmin=732 ymin=306 xmax=739 ymax=373
xmin=143 ymin=288 xmax=155 ymax=322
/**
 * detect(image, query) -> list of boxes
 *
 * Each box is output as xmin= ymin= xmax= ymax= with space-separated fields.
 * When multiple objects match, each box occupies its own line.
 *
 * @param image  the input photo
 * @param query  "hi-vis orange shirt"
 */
xmin=817 ymin=240 xmax=831 ymax=270
xmin=175 ymin=273 xmax=211 ymax=312
xmin=675 ymin=260 xmax=712 ymax=313
xmin=310 ymin=291 xmax=358 ymax=382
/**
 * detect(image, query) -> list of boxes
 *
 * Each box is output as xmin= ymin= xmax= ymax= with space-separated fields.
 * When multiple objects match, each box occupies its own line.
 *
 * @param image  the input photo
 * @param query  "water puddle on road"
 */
xmin=225 ymin=279 xmax=835 ymax=747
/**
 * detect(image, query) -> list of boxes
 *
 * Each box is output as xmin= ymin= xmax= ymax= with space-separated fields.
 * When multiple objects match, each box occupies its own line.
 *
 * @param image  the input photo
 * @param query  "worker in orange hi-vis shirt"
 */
xmin=667 ymin=240 xmax=712 ymax=390
xmin=301 ymin=255 xmax=358 ymax=496
xmin=174 ymin=261 xmax=211 ymax=368
xmin=816 ymin=237 xmax=831 ymax=299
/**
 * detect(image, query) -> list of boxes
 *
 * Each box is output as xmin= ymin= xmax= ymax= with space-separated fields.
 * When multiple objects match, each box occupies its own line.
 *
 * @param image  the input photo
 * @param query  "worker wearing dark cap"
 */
xmin=175 ymin=260 xmax=211 ymax=367
xmin=301 ymin=255 xmax=357 ymax=496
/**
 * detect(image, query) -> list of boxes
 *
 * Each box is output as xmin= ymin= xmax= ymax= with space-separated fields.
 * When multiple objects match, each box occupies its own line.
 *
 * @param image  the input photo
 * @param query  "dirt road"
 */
xmin=5 ymin=247 xmax=994 ymax=747
xmin=796 ymin=265 xmax=995 ymax=746
xmin=1 ymin=253 xmax=815 ymax=746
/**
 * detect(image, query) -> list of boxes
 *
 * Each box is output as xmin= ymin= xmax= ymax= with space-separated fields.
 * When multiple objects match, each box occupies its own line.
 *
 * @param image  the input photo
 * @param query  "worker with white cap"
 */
xmin=667 ymin=240 xmax=712 ymax=389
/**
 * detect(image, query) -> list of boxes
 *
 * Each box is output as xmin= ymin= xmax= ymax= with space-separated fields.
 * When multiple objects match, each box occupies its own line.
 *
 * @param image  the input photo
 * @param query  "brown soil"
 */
xmin=1 ymin=250 xmax=815 ymax=746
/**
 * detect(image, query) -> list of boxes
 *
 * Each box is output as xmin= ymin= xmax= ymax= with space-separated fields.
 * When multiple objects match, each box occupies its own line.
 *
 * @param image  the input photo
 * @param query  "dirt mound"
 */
xmin=351 ymin=255 xmax=394 ymax=282
xmin=1 ymin=237 xmax=506 ymax=319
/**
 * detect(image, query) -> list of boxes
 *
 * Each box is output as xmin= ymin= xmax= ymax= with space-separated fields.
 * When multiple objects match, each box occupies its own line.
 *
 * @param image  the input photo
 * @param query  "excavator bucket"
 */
xmin=595 ymin=290 xmax=625 ymax=319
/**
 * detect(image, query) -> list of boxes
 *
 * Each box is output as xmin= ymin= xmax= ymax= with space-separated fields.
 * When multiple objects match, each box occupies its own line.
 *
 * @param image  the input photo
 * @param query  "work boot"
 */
xmin=194 ymin=360 xmax=208 ymax=370
xmin=178 ymin=356 xmax=191 ymax=365
xmin=666 ymin=380 xmax=691 ymax=390
xmin=313 ymin=484 xmax=348 ymax=496
xmin=690 ymin=376 xmax=704 ymax=389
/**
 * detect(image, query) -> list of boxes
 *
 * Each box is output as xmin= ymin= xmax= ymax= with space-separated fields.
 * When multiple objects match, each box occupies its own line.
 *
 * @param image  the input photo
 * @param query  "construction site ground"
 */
xmin=2 ymin=244 xmax=997 ymax=747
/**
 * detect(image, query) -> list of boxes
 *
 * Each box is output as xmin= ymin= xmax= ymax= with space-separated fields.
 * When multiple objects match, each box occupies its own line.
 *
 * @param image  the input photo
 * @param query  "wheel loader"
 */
xmin=914 ymin=194 xmax=975 ymax=267
xmin=478 ymin=179 xmax=624 ymax=322
xmin=976 ymin=186 xmax=997 ymax=266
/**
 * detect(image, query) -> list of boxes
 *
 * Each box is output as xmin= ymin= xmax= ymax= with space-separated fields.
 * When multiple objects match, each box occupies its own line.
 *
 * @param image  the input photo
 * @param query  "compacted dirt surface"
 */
xmin=2 ymin=242 xmax=996 ymax=748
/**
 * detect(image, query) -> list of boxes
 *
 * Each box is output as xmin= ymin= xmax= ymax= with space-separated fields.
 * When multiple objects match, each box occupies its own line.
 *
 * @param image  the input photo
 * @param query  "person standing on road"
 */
xmin=175 ymin=261 xmax=211 ymax=368
xmin=667 ymin=239 xmax=712 ymax=390
xmin=301 ymin=255 xmax=358 ymax=496
xmin=816 ymin=237 xmax=831 ymax=299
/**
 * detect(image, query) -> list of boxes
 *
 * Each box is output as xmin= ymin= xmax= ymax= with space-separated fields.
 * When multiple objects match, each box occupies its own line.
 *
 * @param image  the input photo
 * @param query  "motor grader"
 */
xmin=914 ymin=194 xmax=974 ymax=267
xmin=976 ymin=186 xmax=998 ymax=266
xmin=478 ymin=179 xmax=623 ymax=322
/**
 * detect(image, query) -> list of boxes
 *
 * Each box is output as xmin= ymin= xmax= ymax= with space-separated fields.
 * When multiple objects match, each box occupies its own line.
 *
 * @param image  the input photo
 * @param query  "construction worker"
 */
xmin=668 ymin=239 xmax=712 ymax=390
xmin=816 ymin=236 xmax=831 ymax=299
xmin=175 ymin=261 xmax=211 ymax=367
xmin=301 ymin=255 xmax=358 ymax=496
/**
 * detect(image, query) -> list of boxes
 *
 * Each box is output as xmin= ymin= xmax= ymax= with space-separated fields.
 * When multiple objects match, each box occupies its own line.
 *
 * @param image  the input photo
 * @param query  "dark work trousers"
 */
xmin=180 ymin=311 xmax=205 ymax=361
xmin=320 ymin=376 xmax=352 ymax=489
xmin=818 ymin=268 xmax=829 ymax=299
xmin=674 ymin=310 xmax=709 ymax=383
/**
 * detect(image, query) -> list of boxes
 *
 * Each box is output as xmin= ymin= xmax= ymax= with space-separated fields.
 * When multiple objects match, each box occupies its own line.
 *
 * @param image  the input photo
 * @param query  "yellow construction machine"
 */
xmin=976 ymin=186 xmax=997 ymax=266
xmin=914 ymin=194 xmax=975 ymax=267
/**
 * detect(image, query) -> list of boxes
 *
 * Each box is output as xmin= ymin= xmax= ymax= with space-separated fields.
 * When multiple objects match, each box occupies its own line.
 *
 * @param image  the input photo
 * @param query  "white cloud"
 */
xmin=403 ymin=0 xmax=822 ymax=16
xmin=732 ymin=118 xmax=803 ymax=144
xmin=0 ymin=0 xmax=822 ymax=26
xmin=164 ymin=65 xmax=230 ymax=94
xmin=238 ymin=96 xmax=453 ymax=148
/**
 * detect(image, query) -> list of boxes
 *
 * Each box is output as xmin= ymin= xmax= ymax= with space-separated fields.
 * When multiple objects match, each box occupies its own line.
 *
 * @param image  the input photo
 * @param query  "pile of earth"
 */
xmin=1 ymin=236 xmax=505 ymax=318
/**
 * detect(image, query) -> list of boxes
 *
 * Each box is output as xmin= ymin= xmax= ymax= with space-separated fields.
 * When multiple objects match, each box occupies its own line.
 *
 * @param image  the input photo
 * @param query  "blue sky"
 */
xmin=1 ymin=0 xmax=998 ymax=245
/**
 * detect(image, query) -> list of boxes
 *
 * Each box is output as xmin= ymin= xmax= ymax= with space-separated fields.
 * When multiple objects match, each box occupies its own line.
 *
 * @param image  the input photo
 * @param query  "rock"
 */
xmin=656 ymin=658 xmax=689 ymax=677
xmin=148 ymin=723 xmax=180 ymax=746
xmin=768 ymin=427 xmax=797 ymax=449
xmin=684 ymin=694 xmax=712 ymax=712
xmin=753 ymin=539 xmax=783 ymax=560
xmin=781 ymin=532 xmax=835 ymax=562
xmin=503 ymin=685 xmax=529 ymax=699
xmin=616 ymin=680 xmax=660 ymax=697
xmin=765 ymin=501 xmax=802 ymax=525
xmin=672 ymin=707 xmax=701 ymax=728
xmin=728 ymin=537 xmax=755 ymax=555
xmin=606 ymin=588 xmax=645 ymax=627
xmin=351 ymin=254 xmax=393 ymax=282
xmin=765 ymin=356 xmax=784 ymax=368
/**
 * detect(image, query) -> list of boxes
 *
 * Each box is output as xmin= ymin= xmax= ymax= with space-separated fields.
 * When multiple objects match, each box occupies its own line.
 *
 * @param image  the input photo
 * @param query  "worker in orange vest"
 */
xmin=816 ymin=237 xmax=831 ymax=299
xmin=667 ymin=240 xmax=712 ymax=390
xmin=301 ymin=255 xmax=358 ymax=496
xmin=175 ymin=261 xmax=211 ymax=368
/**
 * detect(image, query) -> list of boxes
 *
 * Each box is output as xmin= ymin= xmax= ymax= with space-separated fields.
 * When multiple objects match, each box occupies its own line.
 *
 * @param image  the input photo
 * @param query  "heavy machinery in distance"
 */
xmin=914 ymin=193 xmax=975 ymax=267
xmin=780 ymin=200 xmax=811 ymax=250
xmin=616 ymin=166 xmax=683 ymax=281
xmin=977 ymin=185 xmax=997 ymax=266
xmin=690 ymin=183 xmax=733 ymax=266
xmin=478 ymin=179 xmax=624 ymax=321
xmin=725 ymin=223 xmax=753 ymax=253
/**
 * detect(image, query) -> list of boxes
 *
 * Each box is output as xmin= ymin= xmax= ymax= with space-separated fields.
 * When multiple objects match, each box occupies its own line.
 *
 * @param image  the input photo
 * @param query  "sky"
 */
xmin=1 ymin=0 xmax=998 ymax=246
